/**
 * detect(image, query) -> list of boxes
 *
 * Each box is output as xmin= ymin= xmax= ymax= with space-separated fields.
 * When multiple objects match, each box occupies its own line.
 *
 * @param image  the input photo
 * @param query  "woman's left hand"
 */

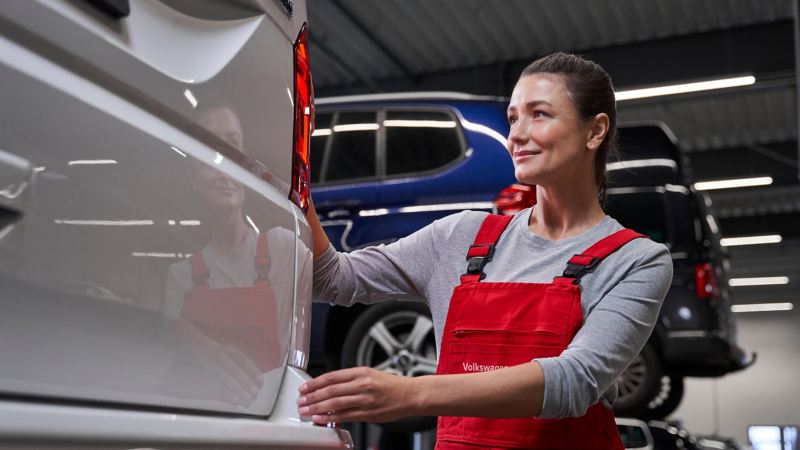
xmin=297 ymin=367 xmax=420 ymax=425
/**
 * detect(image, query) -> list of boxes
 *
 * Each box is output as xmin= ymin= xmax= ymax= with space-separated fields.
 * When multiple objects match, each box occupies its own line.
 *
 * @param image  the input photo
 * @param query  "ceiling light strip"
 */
xmin=720 ymin=235 xmax=782 ymax=247
xmin=731 ymin=302 xmax=794 ymax=313
xmin=693 ymin=176 xmax=773 ymax=191
xmin=729 ymin=276 xmax=790 ymax=287
xmin=615 ymin=75 xmax=756 ymax=101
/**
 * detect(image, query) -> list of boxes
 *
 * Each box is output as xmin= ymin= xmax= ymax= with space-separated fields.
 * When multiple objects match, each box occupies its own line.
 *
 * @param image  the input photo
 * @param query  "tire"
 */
xmin=640 ymin=374 xmax=684 ymax=420
xmin=613 ymin=342 xmax=664 ymax=418
xmin=340 ymin=301 xmax=438 ymax=433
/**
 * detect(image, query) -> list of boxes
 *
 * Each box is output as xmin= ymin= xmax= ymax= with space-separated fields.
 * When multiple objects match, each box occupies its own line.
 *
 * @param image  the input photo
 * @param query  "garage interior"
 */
xmin=307 ymin=0 xmax=800 ymax=448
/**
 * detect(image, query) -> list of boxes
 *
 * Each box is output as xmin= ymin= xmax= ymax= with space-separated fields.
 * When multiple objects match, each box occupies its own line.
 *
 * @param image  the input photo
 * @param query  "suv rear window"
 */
xmin=606 ymin=190 xmax=668 ymax=243
xmin=385 ymin=110 xmax=461 ymax=176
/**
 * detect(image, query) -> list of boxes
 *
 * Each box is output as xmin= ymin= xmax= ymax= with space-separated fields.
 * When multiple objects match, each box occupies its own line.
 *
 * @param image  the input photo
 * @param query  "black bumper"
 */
xmin=661 ymin=331 xmax=756 ymax=377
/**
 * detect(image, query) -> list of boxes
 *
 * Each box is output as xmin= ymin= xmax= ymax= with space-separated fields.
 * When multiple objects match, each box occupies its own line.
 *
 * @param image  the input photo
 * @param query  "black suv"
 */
xmin=605 ymin=123 xmax=754 ymax=419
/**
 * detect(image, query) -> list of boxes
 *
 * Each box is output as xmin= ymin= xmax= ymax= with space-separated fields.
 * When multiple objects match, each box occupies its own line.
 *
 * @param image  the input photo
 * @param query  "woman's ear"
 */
xmin=586 ymin=113 xmax=610 ymax=151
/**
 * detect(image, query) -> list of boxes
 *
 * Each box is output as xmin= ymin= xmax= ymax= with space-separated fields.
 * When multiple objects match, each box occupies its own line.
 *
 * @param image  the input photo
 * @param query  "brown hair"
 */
xmin=520 ymin=52 xmax=617 ymax=206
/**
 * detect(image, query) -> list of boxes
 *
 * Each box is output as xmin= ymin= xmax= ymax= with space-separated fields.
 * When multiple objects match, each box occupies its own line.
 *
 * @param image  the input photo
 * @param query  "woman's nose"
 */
xmin=507 ymin=122 xmax=528 ymax=146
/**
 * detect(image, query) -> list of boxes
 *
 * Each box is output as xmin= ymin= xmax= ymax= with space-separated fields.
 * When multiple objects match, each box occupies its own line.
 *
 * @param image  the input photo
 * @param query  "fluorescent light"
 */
xmin=245 ymin=215 xmax=260 ymax=234
xmin=214 ymin=152 xmax=223 ymax=165
xmin=729 ymin=276 xmax=789 ymax=287
xmin=731 ymin=302 xmax=794 ymax=313
xmin=179 ymin=220 xmax=201 ymax=226
xmin=68 ymin=159 xmax=117 ymax=166
xmin=606 ymin=158 xmax=678 ymax=172
xmin=383 ymin=120 xmax=457 ymax=128
xmin=615 ymin=75 xmax=756 ymax=101
xmin=55 ymin=219 xmax=154 ymax=226
xmin=359 ymin=208 xmax=389 ymax=217
xmin=398 ymin=202 xmax=494 ymax=214
xmin=312 ymin=128 xmax=332 ymax=137
xmin=170 ymin=146 xmax=187 ymax=158
xmin=132 ymin=252 xmax=181 ymax=258
xmin=705 ymin=214 xmax=719 ymax=234
xmin=664 ymin=184 xmax=690 ymax=194
xmin=694 ymin=176 xmax=772 ymax=191
xmin=460 ymin=119 xmax=508 ymax=148
xmin=183 ymin=89 xmax=198 ymax=108
xmin=721 ymin=234 xmax=782 ymax=247
xmin=332 ymin=123 xmax=379 ymax=132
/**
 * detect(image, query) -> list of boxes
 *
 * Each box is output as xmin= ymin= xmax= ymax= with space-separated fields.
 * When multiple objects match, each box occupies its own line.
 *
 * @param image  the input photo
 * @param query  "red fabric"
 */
xmin=571 ymin=229 xmax=645 ymax=262
xmin=435 ymin=215 xmax=628 ymax=449
xmin=567 ymin=254 xmax=597 ymax=266
xmin=255 ymin=232 xmax=271 ymax=268
xmin=182 ymin=234 xmax=280 ymax=371
xmin=471 ymin=215 xmax=514 ymax=248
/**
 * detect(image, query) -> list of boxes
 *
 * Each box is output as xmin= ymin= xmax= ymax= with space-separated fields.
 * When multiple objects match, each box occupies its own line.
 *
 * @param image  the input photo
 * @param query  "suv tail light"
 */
xmin=494 ymin=184 xmax=537 ymax=215
xmin=290 ymin=23 xmax=313 ymax=213
xmin=695 ymin=262 xmax=719 ymax=300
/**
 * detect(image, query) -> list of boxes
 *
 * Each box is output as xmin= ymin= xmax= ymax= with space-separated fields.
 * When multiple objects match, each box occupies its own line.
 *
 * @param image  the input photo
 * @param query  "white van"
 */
xmin=0 ymin=0 xmax=351 ymax=448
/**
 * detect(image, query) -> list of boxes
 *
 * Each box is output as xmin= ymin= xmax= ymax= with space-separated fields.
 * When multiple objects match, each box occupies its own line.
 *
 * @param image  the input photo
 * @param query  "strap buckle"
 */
xmin=562 ymin=255 xmax=601 ymax=283
xmin=464 ymin=244 xmax=495 ymax=281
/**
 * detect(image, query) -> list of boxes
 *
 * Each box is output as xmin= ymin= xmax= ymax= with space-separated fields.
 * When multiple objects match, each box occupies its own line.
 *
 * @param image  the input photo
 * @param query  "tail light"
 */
xmin=290 ymin=23 xmax=313 ymax=213
xmin=493 ymin=184 xmax=537 ymax=215
xmin=695 ymin=262 xmax=719 ymax=299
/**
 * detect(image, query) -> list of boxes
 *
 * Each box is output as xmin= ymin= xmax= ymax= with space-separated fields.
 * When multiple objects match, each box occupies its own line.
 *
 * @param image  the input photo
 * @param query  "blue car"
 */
xmin=308 ymin=93 xmax=751 ymax=431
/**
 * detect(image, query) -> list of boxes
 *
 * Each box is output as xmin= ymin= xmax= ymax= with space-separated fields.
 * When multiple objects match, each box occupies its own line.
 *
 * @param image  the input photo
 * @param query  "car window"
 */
xmin=310 ymin=112 xmax=332 ymax=183
xmin=606 ymin=190 xmax=668 ymax=243
xmin=324 ymin=111 xmax=377 ymax=183
xmin=384 ymin=110 xmax=462 ymax=176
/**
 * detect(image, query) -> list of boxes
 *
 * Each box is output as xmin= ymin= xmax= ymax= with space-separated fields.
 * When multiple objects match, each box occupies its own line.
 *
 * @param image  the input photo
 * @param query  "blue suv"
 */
xmin=309 ymin=93 xmax=751 ymax=430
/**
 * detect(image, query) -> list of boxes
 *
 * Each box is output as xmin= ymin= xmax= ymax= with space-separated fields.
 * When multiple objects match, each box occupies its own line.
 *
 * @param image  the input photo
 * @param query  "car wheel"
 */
xmin=613 ymin=342 xmax=663 ymax=418
xmin=340 ymin=301 xmax=438 ymax=433
xmin=640 ymin=374 xmax=684 ymax=420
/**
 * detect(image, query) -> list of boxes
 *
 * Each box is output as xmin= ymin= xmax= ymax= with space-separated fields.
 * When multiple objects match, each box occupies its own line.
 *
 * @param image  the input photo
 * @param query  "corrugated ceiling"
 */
xmin=309 ymin=0 xmax=793 ymax=88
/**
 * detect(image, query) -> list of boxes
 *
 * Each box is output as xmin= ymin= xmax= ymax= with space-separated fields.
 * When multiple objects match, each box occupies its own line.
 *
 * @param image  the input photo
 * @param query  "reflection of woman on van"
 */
xmin=300 ymin=53 xmax=673 ymax=449
xmin=163 ymin=107 xmax=292 ymax=404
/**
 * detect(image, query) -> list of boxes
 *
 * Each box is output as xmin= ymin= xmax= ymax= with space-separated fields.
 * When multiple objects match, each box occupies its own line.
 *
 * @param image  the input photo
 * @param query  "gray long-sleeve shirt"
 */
xmin=313 ymin=208 xmax=673 ymax=419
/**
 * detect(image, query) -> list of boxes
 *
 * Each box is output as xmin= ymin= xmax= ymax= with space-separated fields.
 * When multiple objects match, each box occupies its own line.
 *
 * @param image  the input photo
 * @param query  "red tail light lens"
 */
xmin=290 ymin=22 xmax=313 ymax=213
xmin=493 ymin=184 xmax=537 ymax=215
xmin=695 ymin=262 xmax=719 ymax=300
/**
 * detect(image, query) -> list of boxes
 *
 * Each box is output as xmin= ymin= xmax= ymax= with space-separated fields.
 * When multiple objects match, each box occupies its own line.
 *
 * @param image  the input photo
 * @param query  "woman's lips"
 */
xmin=513 ymin=150 xmax=541 ymax=161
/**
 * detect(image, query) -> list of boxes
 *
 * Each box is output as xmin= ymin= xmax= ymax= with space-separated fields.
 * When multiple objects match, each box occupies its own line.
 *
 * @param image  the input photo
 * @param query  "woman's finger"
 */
xmin=300 ymin=367 xmax=366 ymax=394
xmin=299 ymin=377 xmax=371 ymax=407
xmin=300 ymin=394 xmax=368 ymax=418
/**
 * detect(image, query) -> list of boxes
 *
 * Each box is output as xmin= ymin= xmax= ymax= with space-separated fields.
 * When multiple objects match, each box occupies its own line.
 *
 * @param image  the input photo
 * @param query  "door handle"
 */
xmin=0 ymin=148 xmax=33 ymax=228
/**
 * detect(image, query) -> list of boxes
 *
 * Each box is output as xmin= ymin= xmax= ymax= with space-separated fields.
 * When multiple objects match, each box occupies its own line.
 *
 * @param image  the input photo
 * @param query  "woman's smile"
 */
xmin=513 ymin=149 xmax=542 ymax=162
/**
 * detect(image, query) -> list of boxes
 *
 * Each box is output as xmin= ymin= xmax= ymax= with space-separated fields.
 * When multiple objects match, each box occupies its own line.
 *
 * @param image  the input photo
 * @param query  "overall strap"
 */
xmin=189 ymin=252 xmax=210 ymax=286
xmin=555 ymin=228 xmax=647 ymax=285
xmin=460 ymin=214 xmax=514 ymax=284
xmin=255 ymin=232 xmax=271 ymax=281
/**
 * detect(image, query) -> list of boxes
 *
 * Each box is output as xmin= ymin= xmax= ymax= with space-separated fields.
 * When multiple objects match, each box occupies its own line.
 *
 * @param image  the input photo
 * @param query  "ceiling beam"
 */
xmin=328 ymin=0 xmax=415 ymax=79
xmin=315 ymin=21 xmax=795 ymax=98
xmin=309 ymin=34 xmax=383 ymax=93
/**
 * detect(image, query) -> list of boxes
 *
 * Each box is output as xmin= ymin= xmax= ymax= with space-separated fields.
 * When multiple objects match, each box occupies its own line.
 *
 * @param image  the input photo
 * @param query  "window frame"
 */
xmin=312 ymin=105 xmax=468 ymax=187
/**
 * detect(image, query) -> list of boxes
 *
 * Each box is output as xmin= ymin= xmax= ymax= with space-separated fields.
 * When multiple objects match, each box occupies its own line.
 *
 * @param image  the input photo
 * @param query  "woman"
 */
xmin=298 ymin=53 xmax=673 ymax=449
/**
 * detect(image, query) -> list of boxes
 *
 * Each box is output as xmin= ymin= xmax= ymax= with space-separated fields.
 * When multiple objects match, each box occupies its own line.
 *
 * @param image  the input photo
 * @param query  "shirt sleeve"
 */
xmin=312 ymin=212 xmax=465 ymax=306
xmin=533 ymin=242 xmax=673 ymax=418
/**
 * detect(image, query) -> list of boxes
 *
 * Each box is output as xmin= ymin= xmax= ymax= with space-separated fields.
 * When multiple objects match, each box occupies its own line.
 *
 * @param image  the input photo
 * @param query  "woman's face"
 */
xmin=506 ymin=74 xmax=595 ymax=187
xmin=192 ymin=162 xmax=246 ymax=212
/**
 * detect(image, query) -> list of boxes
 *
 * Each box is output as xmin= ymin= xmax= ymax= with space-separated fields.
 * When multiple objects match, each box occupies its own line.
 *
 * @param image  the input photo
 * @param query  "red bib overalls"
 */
xmin=181 ymin=232 xmax=281 ymax=372
xmin=435 ymin=214 xmax=645 ymax=450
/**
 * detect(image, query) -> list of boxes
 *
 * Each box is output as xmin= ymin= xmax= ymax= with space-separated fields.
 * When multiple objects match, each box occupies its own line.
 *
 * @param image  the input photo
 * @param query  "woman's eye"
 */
xmin=508 ymin=116 xmax=518 ymax=125
xmin=533 ymin=110 xmax=548 ymax=119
